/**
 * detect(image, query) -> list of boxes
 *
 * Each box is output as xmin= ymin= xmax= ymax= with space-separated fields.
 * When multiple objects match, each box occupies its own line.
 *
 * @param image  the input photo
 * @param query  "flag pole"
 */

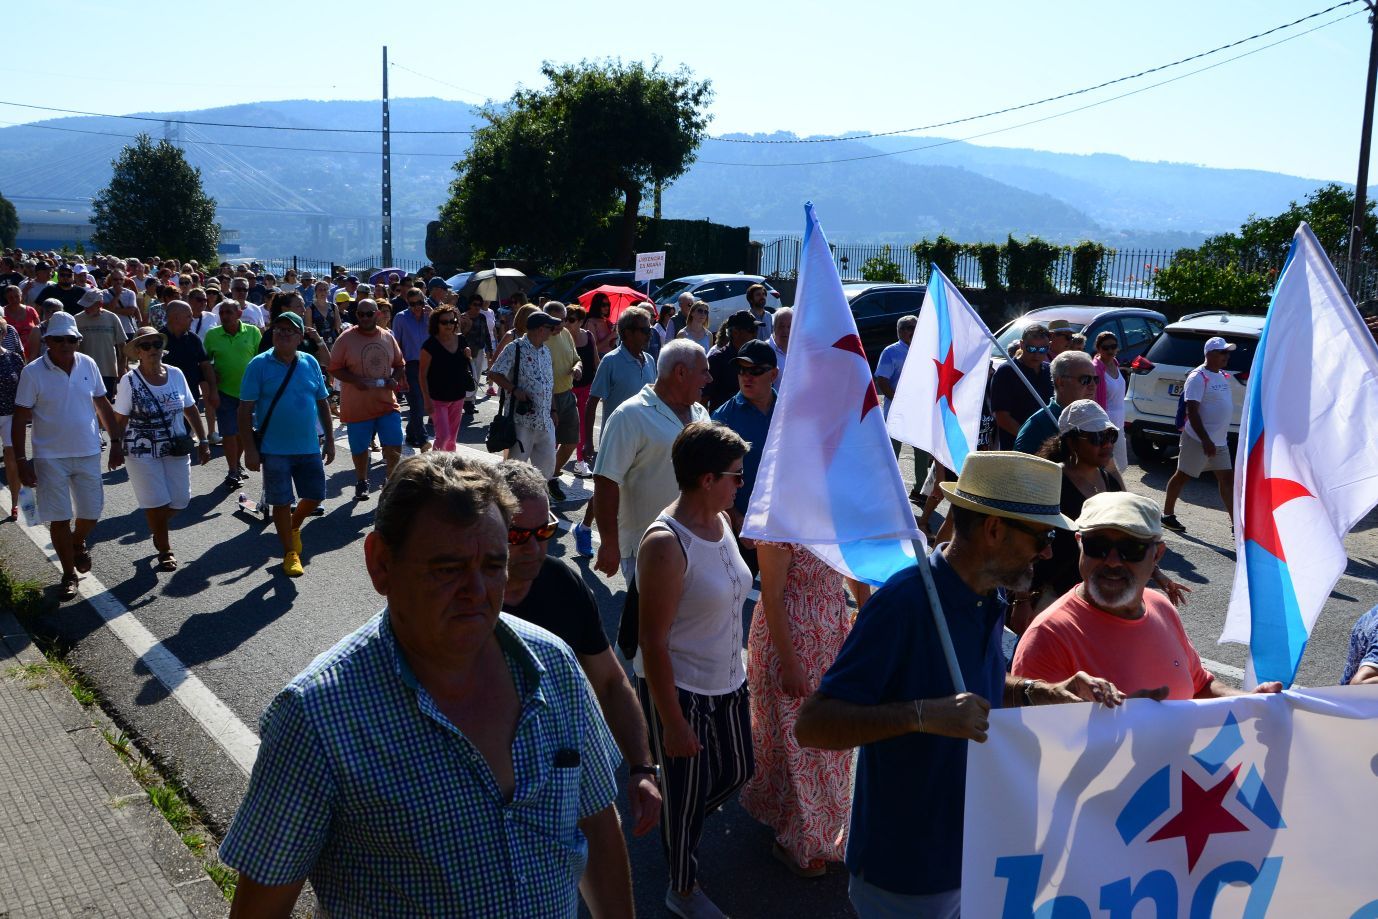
xmin=912 ymin=538 xmax=967 ymax=694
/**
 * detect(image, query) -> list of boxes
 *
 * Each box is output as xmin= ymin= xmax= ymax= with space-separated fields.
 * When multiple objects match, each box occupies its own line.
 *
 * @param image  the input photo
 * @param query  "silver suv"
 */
xmin=1122 ymin=311 xmax=1265 ymax=463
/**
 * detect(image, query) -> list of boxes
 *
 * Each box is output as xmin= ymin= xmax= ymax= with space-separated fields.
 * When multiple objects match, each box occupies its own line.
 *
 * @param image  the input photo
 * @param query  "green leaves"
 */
xmin=91 ymin=134 xmax=218 ymax=263
xmin=0 ymin=191 xmax=17 ymax=248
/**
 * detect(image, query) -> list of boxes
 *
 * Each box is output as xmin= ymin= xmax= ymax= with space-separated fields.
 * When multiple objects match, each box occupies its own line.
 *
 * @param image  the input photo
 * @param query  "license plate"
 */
xmin=1168 ymin=382 xmax=1183 ymax=396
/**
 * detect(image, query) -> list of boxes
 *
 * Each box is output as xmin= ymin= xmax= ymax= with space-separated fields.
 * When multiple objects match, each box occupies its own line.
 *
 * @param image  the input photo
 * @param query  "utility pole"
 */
xmin=1348 ymin=2 xmax=1378 ymax=296
xmin=381 ymin=46 xmax=394 ymax=266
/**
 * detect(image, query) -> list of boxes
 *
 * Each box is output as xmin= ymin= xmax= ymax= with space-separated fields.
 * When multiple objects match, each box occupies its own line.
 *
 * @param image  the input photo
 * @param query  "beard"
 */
xmin=1085 ymin=569 xmax=1139 ymax=610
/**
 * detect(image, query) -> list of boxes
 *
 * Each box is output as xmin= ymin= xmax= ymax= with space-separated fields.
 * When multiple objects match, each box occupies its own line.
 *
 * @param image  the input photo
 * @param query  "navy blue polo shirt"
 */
xmin=711 ymin=390 xmax=775 ymax=515
xmin=818 ymin=546 xmax=1007 ymax=896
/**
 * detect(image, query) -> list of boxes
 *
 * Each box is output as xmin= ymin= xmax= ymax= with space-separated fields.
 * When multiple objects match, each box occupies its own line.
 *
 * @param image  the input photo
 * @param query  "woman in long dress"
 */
xmin=740 ymin=541 xmax=869 ymax=877
xmin=1091 ymin=331 xmax=1129 ymax=472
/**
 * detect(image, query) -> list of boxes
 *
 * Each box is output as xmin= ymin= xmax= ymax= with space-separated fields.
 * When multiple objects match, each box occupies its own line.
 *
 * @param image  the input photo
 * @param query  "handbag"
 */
xmin=133 ymin=369 xmax=196 ymax=457
xmin=253 ymin=356 xmax=299 ymax=451
xmin=485 ymin=342 xmax=521 ymax=453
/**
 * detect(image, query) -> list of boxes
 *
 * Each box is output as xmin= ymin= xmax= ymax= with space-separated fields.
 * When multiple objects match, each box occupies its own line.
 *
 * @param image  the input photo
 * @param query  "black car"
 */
xmin=843 ymin=283 xmax=929 ymax=369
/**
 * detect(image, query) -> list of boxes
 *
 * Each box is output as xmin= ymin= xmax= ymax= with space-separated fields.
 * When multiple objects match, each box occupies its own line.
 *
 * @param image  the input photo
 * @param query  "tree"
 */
xmin=0 ymin=191 xmax=17 ymax=248
xmin=860 ymin=245 xmax=906 ymax=283
xmin=1199 ymin=182 xmax=1377 ymax=267
xmin=1153 ymin=250 xmax=1272 ymax=314
xmin=441 ymin=59 xmax=712 ymax=268
xmin=91 ymin=134 xmax=218 ymax=262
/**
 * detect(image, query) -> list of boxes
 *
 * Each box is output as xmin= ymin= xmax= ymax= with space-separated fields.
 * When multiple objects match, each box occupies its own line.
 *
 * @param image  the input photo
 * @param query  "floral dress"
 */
xmin=740 ymin=541 xmax=854 ymax=869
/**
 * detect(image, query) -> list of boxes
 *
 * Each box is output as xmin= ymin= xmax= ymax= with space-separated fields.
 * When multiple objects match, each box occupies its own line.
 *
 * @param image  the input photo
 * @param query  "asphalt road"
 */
xmin=2 ymin=392 xmax=1375 ymax=917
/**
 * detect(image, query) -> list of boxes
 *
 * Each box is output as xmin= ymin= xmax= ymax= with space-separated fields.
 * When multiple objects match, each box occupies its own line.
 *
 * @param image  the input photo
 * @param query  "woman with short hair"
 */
xmin=419 ymin=306 xmax=473 ymax=452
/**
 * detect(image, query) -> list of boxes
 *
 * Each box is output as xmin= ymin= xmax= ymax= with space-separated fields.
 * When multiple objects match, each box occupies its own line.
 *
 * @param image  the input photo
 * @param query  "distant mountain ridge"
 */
xmin=0 ymin=97 xmax=1339 ymax=258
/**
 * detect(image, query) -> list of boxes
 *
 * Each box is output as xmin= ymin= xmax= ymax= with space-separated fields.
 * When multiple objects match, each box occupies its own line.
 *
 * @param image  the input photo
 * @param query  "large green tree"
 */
xmin=441 ymin=59 xmax=712 ymax=268
xmin=1197 ymin=182 xmax=1377 ymax=266
xmin=91 ymin=134 xmax=219 ymax=262
xmin=0 ymin=191 xmax=17 ymax=247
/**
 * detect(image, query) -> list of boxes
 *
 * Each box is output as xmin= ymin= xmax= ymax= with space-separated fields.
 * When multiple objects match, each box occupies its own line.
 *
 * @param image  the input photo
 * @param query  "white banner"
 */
xmin=634 ymin=250 xmax=666 ymax=282
xmin=963 ymin=688 xmax=1378 ymax=917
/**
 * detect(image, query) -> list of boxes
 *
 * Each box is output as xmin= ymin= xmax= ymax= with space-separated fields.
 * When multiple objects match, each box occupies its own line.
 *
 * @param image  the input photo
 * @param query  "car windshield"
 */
xmin=1146 ymin=330 xmax=1259 ymax=374
xmin=653 ymin=280 xmax=695 ymax=307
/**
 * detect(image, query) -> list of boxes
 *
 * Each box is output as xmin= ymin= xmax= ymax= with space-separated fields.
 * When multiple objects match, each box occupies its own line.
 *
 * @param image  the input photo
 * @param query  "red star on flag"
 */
xmin=932 ymin=345 xmax=966 ymax=414
xmin=1242 ymin=435 xmax=1313 ymax=560
xmin=831 ymin=334 xmax=880 ymax=421
xmin=1148 ymin=765 xmax=1249 ymax=871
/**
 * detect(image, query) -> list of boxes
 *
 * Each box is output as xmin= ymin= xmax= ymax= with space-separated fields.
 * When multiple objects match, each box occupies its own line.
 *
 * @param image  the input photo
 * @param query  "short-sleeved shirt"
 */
xmin=161 ymin=330 xmax=208 ymax=395
xmin=875 ymin=339 xmax=909 ymax=413
xmin=705 ymin=343 xmax=742 ymax=411
xmin=990 ymin=359 xmax=1053 ymax=450
xmin=240 ymin=351 xmax=329 ymax=456
xmin=587 ymin=345 xmax=656 ymax=416
xmin=329 ymin=327 xmax=405 ymax=424
xmin=4 ymin=305 xmax=39 ymax=361
xmin=36 ymin=284 xmax=86 ymax=314
xmin=1013 ymin=398 xmax=1065 ymax=454
xmin=1182 ymin=365 xmax=1233 ymax=444
xmin=14 ymin=352 xmax=107 ymax=459
xmin=751 ymin=308 xmax=773 ymax=342
xmin=817 ymin=546 xmax=1007 ymax=896
xmin=75 ymin=309 xmax=128 ymax=378
xmin=112 ymin=366 xmax=196 ymax=459
xmin=203 ymin=323 xmax=263 ymax=398
xmin=490 ymin=338 xmax=554 ymax=433
xmin=547 ymin=328 xmax=579 ymax=395
xmin=1343 ymin=605 xmax=1378 ymax=684
xmin=0 ymin=348 xmax=25 ymax=416
xmin=593 ymin=384 xmax=709 ymax=559
xmin=219 ymin=610 xmax=620 ymax=918
xmin=390 ymin=307 xmax=430 ymax=362
xmin=101 ymin=288 xmax=140 ymax=335
xmin=711 ymin=390 xmax=775 ymax=515
xmin=1012 ymin=587 xmax=1212 ymax=700
xmin=504 ymin=557 xmax=610 ymax=657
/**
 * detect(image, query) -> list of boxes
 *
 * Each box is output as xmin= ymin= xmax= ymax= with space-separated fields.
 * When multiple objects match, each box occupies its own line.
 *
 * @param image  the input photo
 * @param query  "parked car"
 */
xmin=533 ymin=268 xmax=623 ymax=304
xmin=992 ymin=305 xmax=1167 ymax=367
xmin=651 ymin=274 xmax=781 ymax=331
xmin=1122 ymin=311 xmax=1264 ymax=463
xmin=841 ymin=282 xmax=928 ymax=369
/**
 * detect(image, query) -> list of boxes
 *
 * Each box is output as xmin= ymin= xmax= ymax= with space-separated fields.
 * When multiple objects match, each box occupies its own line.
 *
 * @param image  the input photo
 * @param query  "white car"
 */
xmin=1122 ymin=311 xmax=1265 ymax=463
xmin=651 ymin=274 xmax=781 ymax=331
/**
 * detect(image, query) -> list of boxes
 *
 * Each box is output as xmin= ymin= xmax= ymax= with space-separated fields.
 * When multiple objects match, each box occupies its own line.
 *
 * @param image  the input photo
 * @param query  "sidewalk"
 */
xmin=0 ymin=608 xmax=226 ymax=918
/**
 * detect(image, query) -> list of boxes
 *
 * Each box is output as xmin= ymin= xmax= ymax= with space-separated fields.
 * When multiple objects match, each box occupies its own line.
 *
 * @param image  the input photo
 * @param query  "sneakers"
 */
xmin=1161 ymin=514 xmax=1186 ymax=532
xmin=282 ymin=552 xmax=304 ymax=578
xmin=548 ymin=478 xmax=566 ymax=502
xmin=574 ymin=523 xmax=593 ymax=556
xmin=572 ymin=460 xmax=593 ymax=478
xmin=355 ymin=480 xmax=370 ymax=502
xmin=665 ymin=886 xmax=726 ymax=919
xmin=290 ymin=528 xmax=302 ymax=556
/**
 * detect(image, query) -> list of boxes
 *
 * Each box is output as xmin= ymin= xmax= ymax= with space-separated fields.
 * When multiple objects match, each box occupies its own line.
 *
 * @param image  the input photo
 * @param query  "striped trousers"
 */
xmin=638 ymin=679 xmax=754 ymax=892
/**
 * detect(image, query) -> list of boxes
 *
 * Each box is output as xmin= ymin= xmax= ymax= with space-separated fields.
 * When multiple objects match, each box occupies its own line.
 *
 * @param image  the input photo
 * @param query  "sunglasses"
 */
xmin=355 ymin=311 xmax=377 ymax=317
xmin=1099 ymin=343 xmax=1119 ymax=352
xmin=1003 ymin=518 xmax=1057 ymax=552
xmin=438 ymin=318 xmax=459 ymax=326
xmin=136 ymin=340 xmax=163 ymax=351
xmin=1080 ymin=533 xmax=1155 ymax=563
xmin=508 ymin=514 xmax=560 ymax=546
xmin=625 ymin=326 xmax=651 ymax=334
xmin=1073 ymin=429 xmax=1119 ymax=445
xmin=407 ymin=299 xmax=424 ymax=305
xmin=737 ymin=364 xmax=772 ymax=377
xmin=717 ymin=469 xmax=745 ymax=481
xmin=1025 ymin=345 xmax=1050 ymax=354
xmin=47 ymin=335 xmax=80 ymax=344
xmin=1068 ymin=374 xmax=1096 ymax=386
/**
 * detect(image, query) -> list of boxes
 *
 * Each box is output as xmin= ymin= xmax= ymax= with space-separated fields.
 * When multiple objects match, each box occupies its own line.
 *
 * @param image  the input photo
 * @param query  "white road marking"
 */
xmin=1200 ymin=658 xmax=1245 ymax=683
xmin=16 ymin=519 xmax=260 ymax=776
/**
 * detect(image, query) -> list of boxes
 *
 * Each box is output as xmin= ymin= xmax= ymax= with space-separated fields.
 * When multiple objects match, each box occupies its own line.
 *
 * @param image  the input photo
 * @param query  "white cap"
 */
xmin=1204 ymin=336 xmax=1236 ymax=354
xmin=1058 ymin=399 xmax=1117 ymax=434
xmin=45 ymin=311 xmax=82 ymax=339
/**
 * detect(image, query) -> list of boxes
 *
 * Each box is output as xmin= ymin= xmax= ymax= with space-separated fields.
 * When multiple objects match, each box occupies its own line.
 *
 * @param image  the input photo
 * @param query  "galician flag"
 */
xmin=742 ymin=202 xmax=920 ymax=585
xmin=886 ymin=264 xmax=992 ymax=474
xmin=1220 ymin=222 xmax=1378 ymax=686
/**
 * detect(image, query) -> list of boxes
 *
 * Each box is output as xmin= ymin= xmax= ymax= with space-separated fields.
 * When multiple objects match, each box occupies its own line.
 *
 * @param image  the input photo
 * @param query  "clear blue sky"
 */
xmin=3 ymin=0 xmax=1371 ymax=181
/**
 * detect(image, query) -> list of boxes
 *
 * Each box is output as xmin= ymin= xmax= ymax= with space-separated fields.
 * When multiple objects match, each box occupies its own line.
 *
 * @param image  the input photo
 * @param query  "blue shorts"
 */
xmin=262 ymin=453 xmax=326 ymax=506
xmin=216 ymin=392 xmax=241 ymax=436
xmin=346 ymin=412 xmax=404 ymax=455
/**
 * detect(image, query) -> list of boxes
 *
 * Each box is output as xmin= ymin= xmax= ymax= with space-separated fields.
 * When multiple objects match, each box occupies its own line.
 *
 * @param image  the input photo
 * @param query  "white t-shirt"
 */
xmin=113 ymin=366 xmax=196 ymax=459
xmin=191 ymin=311 xmax=222 ymax=342
xmin=14 ymin=352 xmax=107 ymax=459
xmin=237 ymin=302 xmax=268 ymax=328
xmin=102 ymin=289 xmax=141 ymax=336
xmin=1182 ymin=365 xmax=1233 ymax=444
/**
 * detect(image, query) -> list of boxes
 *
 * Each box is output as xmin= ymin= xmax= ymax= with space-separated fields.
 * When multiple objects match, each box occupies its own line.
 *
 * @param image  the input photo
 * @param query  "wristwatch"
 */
xmin=1020 ymin=678 xmax=1038 ymax=707
xmin=629 ymin=763 xmax=661 ymax=782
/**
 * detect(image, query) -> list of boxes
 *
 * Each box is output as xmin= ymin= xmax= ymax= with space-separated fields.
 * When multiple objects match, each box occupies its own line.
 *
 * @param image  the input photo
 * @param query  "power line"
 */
xmin=697 ymin=8 xmax=1363 ymax=166
xmin=706 ymin=0 xmax=1363 ymax=144
xmin=387 ymin=61 xmax=493 ymax=103
xmin=0 ymin=100 xmax=473 ymax=135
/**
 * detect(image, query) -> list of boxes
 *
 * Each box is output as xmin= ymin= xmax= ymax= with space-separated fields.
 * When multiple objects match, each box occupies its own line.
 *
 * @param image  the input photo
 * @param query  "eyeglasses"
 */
xmin=1073 ymin=429 xmax=1119 ymax=445
xmin=1067 ymin=374 xmax=1096 ymax=386
xmin=737 ymin=364 xmax=772 ymax=377
xmin=564 ymin=317 xmax=579 ymax=324
xmin=355 ymin=311 xmax=377 ymax=317
xmin=1080 ymin=533 xmax=1155 ymax=563
xmin=273 ymin=326 xmax=303 ymax=336
xmin=508 ymin=514 xmax=560 ymax=546
xmin=136 ymin=340 xmax=163 ymax=351
xmin=625 ymin=325 xmax=651 ymax=334
xmin=407 ymin=299 xmax=424 ymax=305
xmin=717 ymin=469 xmax=745 ymax=481
xmin=47 ymin=336 xmax=80 ymax=344
xmin=1099 ymin=343 xmax=1119 ymax=352
xmin=438 ymin=318 xmax=459 ymax=326
xmin=1025 ymin=345 xmax=1050 ymax=354
xmin=1003 ymin=518 xmax=1057 ymax=552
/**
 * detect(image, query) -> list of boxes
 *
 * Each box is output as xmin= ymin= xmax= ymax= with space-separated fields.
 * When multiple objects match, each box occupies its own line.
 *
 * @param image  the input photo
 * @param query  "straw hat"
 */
xmin=124 ymin=326 xmax=167 ymax=360
xmin=938 ymin=451 xmax=1075 ymax=530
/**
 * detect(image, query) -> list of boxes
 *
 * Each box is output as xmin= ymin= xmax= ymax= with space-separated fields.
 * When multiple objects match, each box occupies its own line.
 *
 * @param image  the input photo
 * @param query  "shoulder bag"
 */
xmin=132 ymin=369 xmax=196 ymax=456
xmin=485 ymin=342 xmax=520 ymax=453
xmin=252 ymin=356 xmax=299 ymax=451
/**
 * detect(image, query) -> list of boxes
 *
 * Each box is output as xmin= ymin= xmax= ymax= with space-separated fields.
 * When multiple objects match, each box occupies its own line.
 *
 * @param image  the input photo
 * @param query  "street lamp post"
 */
xmin=1348 ymin=3 xmax=1378 ymax=297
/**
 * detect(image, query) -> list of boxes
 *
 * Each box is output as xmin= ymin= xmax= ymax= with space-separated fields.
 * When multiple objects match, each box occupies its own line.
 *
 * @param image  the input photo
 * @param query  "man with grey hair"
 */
xmin=497 ymin=459 xmax=662 ymax=839
xmin=768 ymin=306 xmax=792 ymax=384
xmin=875 ymin=315 xmax=932 ymax=501
xmin=1013 ymin=348 xmax=1098 ymax=454
xmin=671 ymin=291 xmax=695 ymax=335
xmin=221 ymin=452 xmax=632 ymax=917
xmin=592 ymin=339 xmax=710 ymax=582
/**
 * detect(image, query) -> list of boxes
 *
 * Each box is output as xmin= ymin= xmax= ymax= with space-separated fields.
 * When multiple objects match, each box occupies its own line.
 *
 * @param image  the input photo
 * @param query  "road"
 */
xmin=2 ymin=392 xmax=1375 ymax=917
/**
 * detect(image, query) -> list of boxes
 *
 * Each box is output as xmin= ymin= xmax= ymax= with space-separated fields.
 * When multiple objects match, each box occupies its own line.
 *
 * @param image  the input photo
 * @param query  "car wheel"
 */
xmin=1130 ymin=433 xmax=1175 ymax=465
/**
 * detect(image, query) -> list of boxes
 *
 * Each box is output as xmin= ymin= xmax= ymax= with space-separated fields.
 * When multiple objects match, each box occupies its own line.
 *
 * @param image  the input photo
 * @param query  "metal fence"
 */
xmin=248 ymin=255 xmax=429 ymax=279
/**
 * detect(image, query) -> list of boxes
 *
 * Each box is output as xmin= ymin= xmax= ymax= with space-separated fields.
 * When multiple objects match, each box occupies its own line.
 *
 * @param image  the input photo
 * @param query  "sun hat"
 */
xmin=1075 ymin=492 xmax=1162 ymax=540
xmin=335 ymin=290 xmax=353 ymax=304
xmin=1058 ymin=399 xmax=1117 ymax=435
xmin=938 ymin=451 xmax=1076 ymax=530
xmin=44 ymin=311 xmax=82 ymax=340
xmin=123 ymin=326 xmax=166 ymax=359
xmin=1204 ymin=336 xmax=1236 ymax=354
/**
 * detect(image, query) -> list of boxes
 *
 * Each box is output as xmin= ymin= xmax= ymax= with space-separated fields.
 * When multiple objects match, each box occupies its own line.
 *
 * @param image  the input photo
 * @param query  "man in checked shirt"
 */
xmin=221 ymin=452 xmax=632 ymax=918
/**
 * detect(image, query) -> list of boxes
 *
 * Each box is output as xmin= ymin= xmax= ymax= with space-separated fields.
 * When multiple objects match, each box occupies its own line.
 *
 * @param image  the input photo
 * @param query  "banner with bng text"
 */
xmin=963 ymin=689 xmax=1378 ymax=917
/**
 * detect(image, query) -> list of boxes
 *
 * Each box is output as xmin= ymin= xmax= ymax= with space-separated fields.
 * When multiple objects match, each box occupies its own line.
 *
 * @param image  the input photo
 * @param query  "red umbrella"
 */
xmin=577 ymin=285 xmax=652 ymax=323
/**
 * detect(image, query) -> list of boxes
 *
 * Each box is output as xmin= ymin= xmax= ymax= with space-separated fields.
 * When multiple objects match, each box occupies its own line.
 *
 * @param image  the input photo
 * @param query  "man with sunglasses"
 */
xmin=711 ymin=340 xmax=778 ymax=574
xmin=990 ymin=323 xmax=1054 ymax=450
xmin=1013 ymin=349 xmax=1098 ymax=454
xmin=705 ymin=310 xmax=763 ymax=412
xmin=1014 ymin=491 xmax=1282 ymax=701
xmin=391 ymin=287 xmax=433 ymax=450
xmin=497 ymin=460 xmax=662 ymax=840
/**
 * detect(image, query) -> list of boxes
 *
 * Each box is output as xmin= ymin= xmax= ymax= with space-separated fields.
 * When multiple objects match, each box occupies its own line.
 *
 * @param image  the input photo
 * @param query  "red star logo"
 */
xmin=831 ymin=334 xmax=880 ymax=421
xmin=1148 ymin=766 xmax=1249 ymax=871
xmin=1242 ymin=435 xmax=1312 ymax=560
xmin=932 ymin=345 xmax=965 ymax=414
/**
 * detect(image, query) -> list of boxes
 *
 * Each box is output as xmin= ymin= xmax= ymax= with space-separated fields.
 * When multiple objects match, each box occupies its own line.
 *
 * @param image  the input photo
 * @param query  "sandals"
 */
xmin=157 ymin=551 xmax=178 ymax=572
xmin=57 ymin=574 xmax=79 ymax=602
xmin=73 ymin=544 xmax=92 ymax=574
xmin=772 ymin=842 xmax=826 ymax=878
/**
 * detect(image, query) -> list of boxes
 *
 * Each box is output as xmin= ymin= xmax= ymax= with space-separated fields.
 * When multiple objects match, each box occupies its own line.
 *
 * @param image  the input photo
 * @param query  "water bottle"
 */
xmin=18 ymin=486 xmax=39 ymax=527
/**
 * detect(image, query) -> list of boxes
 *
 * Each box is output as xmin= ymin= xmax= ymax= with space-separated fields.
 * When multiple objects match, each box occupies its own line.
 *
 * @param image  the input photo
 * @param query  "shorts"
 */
xmin=552 ymin=390 xmax=580 ymax=444
xmin=262 ymin=453 xmax=327 ymax=506
xmin=1177 ymin=435 xmax=1232 ymax=477
xmin=346 ymin=412 xmax=404 ymax=455
xmin=216 ymin=392 xmax=241 ymax=436
xmin=33 ymin=454 xmax=104 ymax=524
xmin=125 ymin=454 xmax=192 ymax=510
xmin=0 ymin=415 xmax=12 ymax=448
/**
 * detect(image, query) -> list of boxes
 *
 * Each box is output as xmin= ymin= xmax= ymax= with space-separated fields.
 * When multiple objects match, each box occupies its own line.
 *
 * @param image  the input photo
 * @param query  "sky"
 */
xmin=2 ymin=0 xmax=1372 ymax=182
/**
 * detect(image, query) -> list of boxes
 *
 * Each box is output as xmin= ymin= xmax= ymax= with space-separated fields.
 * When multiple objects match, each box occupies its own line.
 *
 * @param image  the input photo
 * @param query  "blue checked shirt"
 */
xmin=220 ymin=610 xmax=621 ymax=917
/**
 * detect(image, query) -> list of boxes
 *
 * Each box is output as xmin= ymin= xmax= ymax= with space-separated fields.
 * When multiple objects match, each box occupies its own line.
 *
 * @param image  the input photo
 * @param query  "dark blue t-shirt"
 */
xmin=711 ymin=390 xmax=775 ymax=515
xmin=817 ymin=547 xmax=1008 ymax=896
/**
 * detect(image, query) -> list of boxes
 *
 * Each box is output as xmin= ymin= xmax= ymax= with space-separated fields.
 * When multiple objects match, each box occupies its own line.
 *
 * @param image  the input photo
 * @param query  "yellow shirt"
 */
xmin=548 ymin=328 xmax=579 ymax=394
